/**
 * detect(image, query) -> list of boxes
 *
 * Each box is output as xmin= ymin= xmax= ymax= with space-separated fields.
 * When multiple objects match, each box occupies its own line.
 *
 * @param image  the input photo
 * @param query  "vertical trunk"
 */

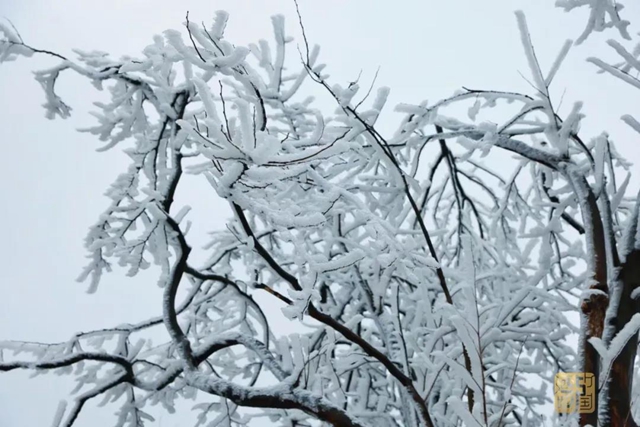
xmin=606 ymin=249 xmax=640 ymax=427
xmin=580 ymin=188 xmax=609 ymax=427
xmin=581 ymin=292 xmax=609 ymax=426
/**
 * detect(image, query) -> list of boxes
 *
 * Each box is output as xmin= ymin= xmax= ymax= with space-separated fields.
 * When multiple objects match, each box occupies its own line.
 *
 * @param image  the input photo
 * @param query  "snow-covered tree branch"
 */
xmin=1 ymin=2 xmax=639 ymax=426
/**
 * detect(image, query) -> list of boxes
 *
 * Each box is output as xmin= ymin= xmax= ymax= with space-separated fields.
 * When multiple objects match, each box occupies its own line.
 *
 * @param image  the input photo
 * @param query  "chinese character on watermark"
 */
xmin=554 ymin=372 xmax=595 ymax=414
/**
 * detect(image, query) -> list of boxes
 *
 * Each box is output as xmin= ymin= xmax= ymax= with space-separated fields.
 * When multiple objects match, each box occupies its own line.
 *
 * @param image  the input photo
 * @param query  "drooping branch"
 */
xmin=0 ymin=352 xmax=133 ymax=376
xmin=184 ymin=372 xmax=368 ymax=427
xmin=232 ymin=202 xmax=435 ymax=427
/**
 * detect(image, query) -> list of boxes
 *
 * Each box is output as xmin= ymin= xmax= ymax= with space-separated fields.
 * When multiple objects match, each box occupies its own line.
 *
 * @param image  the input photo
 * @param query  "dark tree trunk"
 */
xmin=607 ymin=249 xmax=640 ymax=427
xmin=581 ymin=190 xmax=610 ymax=427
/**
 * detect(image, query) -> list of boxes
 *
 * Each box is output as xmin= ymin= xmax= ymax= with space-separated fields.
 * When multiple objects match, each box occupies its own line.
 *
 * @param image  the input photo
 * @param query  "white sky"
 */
xmin=0 ymin=1 xmax=639 ymax=426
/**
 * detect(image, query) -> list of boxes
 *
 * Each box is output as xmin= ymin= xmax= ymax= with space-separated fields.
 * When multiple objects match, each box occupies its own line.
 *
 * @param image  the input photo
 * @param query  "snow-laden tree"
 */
xmin=1 ymin=2 xmax=639 ymax=426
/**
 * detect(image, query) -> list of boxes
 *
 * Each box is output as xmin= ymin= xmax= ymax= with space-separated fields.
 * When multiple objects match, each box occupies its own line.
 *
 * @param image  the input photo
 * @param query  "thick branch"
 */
xmin=185 ymin=371 xmax=367 ymax=427
xmin=162 ymin=214 xmax=195 ymax=368
xmin=572 ymin=175 xmax=608 ymax=427
xmin=436 ymin=126 xmax=566 ymax=169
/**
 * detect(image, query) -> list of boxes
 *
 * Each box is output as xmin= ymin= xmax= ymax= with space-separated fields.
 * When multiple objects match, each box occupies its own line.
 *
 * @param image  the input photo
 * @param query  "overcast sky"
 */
xmin=0 ymin=1 xmax=639 ymax=426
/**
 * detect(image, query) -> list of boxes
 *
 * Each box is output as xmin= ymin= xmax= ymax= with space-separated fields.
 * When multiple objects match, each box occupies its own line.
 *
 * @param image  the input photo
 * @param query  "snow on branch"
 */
xmin=556 ymin=0 xmax=631 ymax=44
xmin=1 ymin=4 xmax=639 ymax=427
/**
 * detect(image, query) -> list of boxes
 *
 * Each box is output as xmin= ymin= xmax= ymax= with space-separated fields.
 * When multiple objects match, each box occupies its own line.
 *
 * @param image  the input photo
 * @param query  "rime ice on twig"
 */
xmin=1 ymin=4 xmax=640 ymax=427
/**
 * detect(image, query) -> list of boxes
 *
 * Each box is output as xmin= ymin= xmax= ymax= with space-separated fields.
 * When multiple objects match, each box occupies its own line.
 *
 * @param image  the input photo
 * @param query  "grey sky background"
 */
xmin=0 ymin=1 xmax=638 ymax=426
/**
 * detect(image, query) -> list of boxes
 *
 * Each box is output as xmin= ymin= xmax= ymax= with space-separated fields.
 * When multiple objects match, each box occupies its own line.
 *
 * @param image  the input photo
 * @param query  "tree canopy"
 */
xmin=1 ymin=1 xmax=640 ymax=426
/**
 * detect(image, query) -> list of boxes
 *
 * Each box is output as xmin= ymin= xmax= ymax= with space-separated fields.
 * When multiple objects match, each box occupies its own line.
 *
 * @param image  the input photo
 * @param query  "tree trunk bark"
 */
xmin=606 ymin=249 xmax=640 ymax=427
xmin=580 ymin=189 xmax=610 ymax=427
